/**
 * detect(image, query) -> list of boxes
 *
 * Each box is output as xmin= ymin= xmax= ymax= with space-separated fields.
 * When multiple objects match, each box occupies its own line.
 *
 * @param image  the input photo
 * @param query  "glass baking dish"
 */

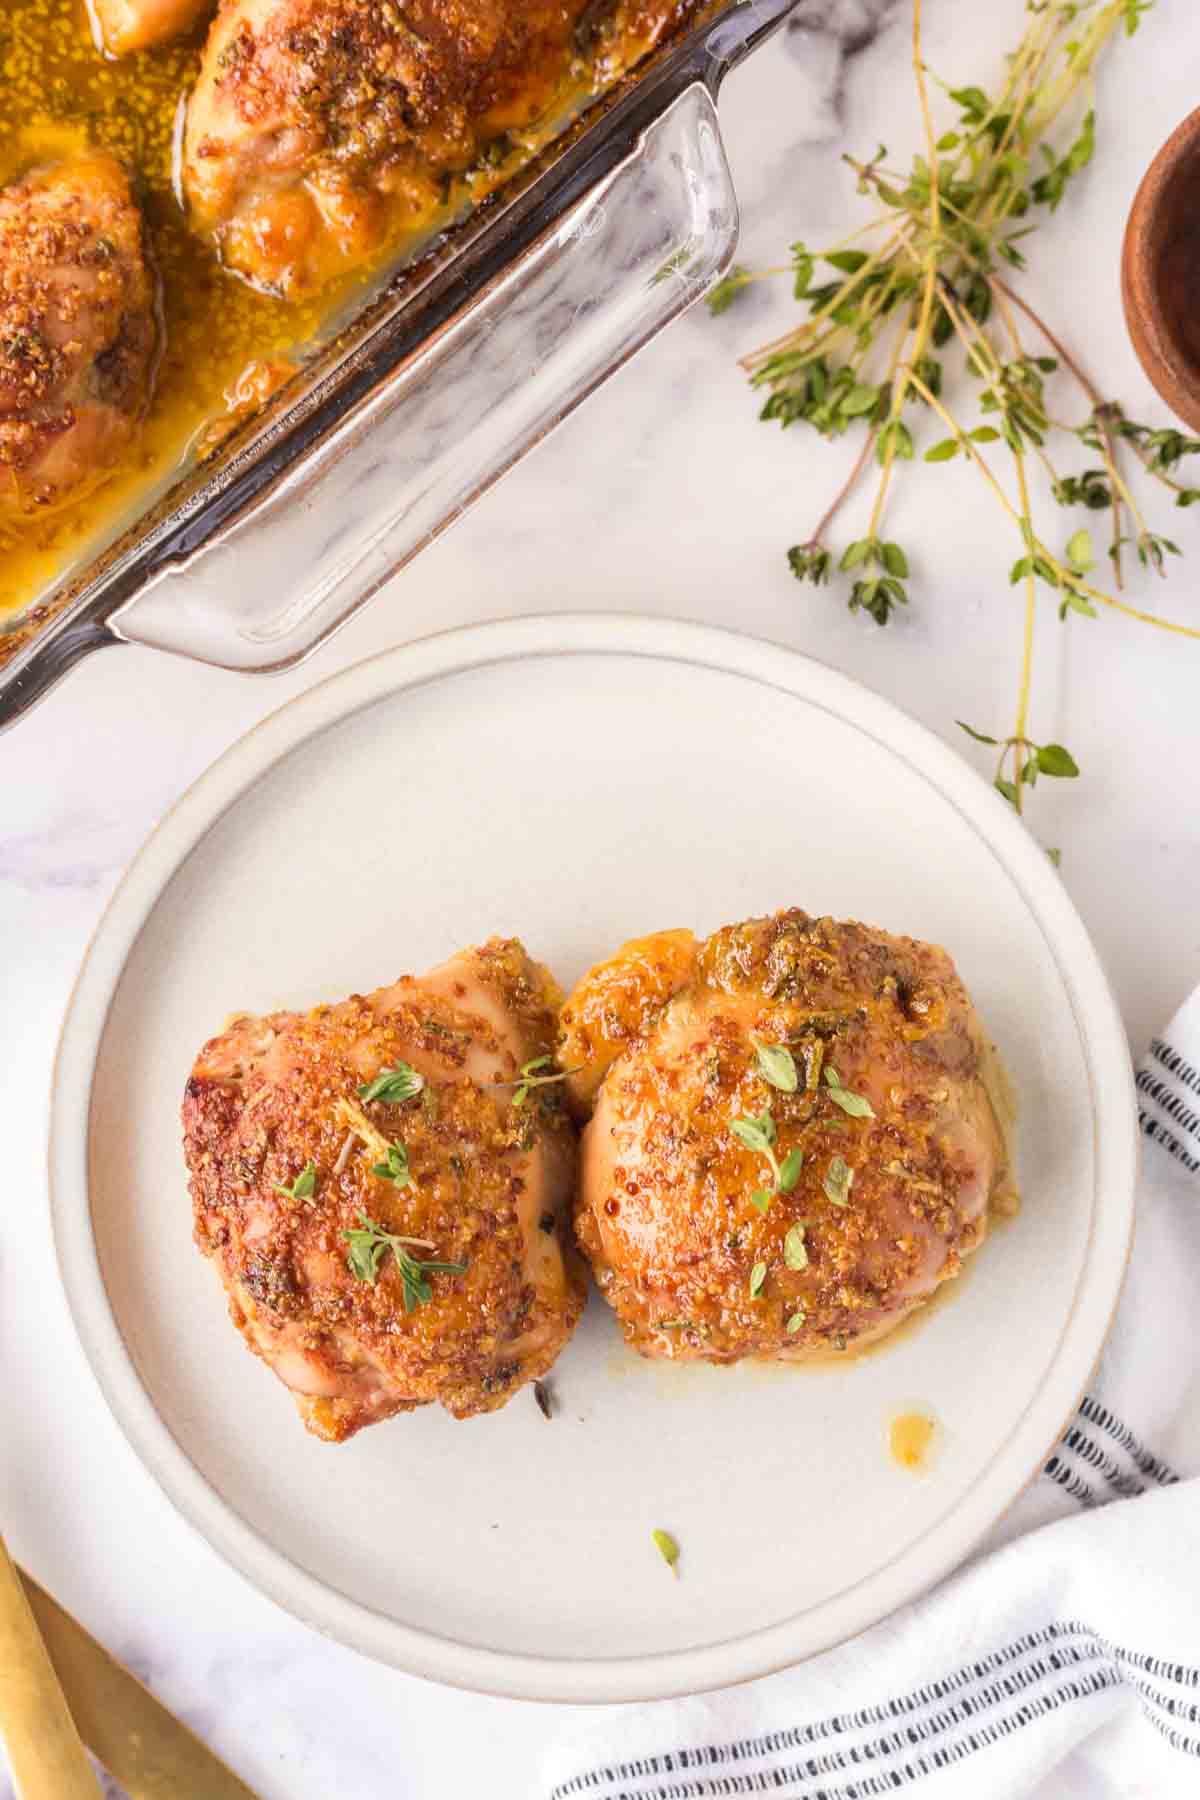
xmin=0 ymin=0 xmax=801 ymax=730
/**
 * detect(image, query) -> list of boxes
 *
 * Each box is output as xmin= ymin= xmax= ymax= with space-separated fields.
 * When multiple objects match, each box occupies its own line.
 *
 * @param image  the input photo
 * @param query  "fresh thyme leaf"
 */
xmin=925 ymin=437 xmax=959 ymax=463
xmin=823 ymin=1066 xmax=875 ymax=1118
xmin=357 ymin=1062 xmax=425 ymax=1106
xmin=344 ymin=1229 xmax=386 ymax=1285
xmin=843 ymin=382 xmax=881 ymax=417
xmin=837 ymin=534 xmax=913 ymax=624
xmin=733 ymin=1103 xmax=801 ymax=1210
xmin=1065 ymin=527 xmax=1095 ymax=573
xmin=1030 ymin=108 xmax=1095 ymax=212
xmin=995 ymin=777 xmax=1020 ymax=807
xmin=778 ymin=1147 xmax=804 ymax=1193
xmin=707 ymin=266 xmax=752 ymax=316
xmin=1055 ymin=468 xmax=1111 ymax=510
xmin=652 ymin=1529 xmax=680 ymax=1575
xmin=730 ymin=1111 xmax=776 ymax=1155
xmin=823 ymin=1156 xmax=854 ymax=1208
xmin=876 ymin=418 xmax=914 ymax=464
xmin=749 ymin=1260 xmax=768 ymax=1298
xmin=948 ymin=83 xmax=988 ymax=121
xmin=754 ymin=1039 xmax=799 ymax=1093
xmin=489 ymin=1055 xmax=580 ymax=1108
xmin=273 ymin=1161 xmax=317 ymax=1201
xmin=371 ymin=1142 xmax=413 ymax=1189
xmin=784 ymin=1223 xmax=809 ymax=1271
xmin=1059 ymin=587 xmax=1099 ymax=621
xmin=787 ymin=1308 xmax=806 ymax=1333
xmin=1137 ymin=531 xmax=1180 ymax=572
xmin=957 ymin=720 xmax=999 ymax=745
xmin=791 ymin=241 xmax=815 ymax=296
xmin=788 ymin=542 xmax=832 ymax=584
xmin=826 ymin=249 xmax=870 ymax=274
xmin=1036 ymin=743 xmax=1080 ymax=778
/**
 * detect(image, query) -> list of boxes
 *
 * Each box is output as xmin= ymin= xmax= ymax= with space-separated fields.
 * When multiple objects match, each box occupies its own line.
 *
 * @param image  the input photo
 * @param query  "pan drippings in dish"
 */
xmin=0 ymin=0 xmax=700 ymax=625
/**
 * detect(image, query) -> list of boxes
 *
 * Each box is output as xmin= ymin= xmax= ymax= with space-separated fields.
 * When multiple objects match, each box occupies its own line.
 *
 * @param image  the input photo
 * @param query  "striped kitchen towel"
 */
xmin=542 ymin=988 xmax=1200 ymax=1800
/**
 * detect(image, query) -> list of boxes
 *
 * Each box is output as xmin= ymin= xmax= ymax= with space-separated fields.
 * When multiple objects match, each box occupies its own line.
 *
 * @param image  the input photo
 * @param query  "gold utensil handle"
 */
xmin=19 ymin=1569 xmax=262 ymax=1800
xmin=0 ymin=1534 xmax=99 ymax=1798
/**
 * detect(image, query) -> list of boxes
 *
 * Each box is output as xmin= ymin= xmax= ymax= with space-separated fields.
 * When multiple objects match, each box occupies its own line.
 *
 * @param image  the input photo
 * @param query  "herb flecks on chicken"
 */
xmin=569 ymin=910 xmax=1007 ymax=1364
xmin=183 ymin=936 xmax=586 ymax=1443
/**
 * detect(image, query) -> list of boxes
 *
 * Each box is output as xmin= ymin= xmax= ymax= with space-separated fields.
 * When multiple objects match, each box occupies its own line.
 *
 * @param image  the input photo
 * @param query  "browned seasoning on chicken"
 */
xmin=568 ymin=909 xmax=1007 ymax=1364
xmin=182 ymin=0 xmax=695 ymax=297
xmin=183 ymin=937 xmax=587 ymax=1443
xmin=0 ymin=153 xmax=157 ymax=516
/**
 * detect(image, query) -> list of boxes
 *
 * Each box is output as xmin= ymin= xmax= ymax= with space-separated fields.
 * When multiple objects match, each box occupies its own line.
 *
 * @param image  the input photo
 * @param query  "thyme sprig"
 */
xmin=713 ymin=0 xmax=1197 ymax=820
xmin=357 ymin=1060 xmax=425 ymax=1105
xmin=730 ymin=1108 xmax=804 ymax=1214
xmin=342 ymin=1211 xmax=467 ymax=1308
xmin=487 ymin=1054 xmax=582 ymax=1107
xmin=958 ymin=718 xmax=1079 ymax=806
xmin=272 ymin=1161 xmax=316 ymax=1202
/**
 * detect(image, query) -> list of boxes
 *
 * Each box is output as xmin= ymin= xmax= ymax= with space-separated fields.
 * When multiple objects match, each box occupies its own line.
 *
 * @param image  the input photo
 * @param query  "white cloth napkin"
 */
xmin=541 ymin=991 xmax=1200 ymax=1800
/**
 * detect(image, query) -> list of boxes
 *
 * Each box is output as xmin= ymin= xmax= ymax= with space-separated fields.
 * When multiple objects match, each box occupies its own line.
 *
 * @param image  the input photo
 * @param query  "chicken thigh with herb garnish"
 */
xmin=183 ymin=938 xmax=586 ymax=1442
xmin=0 ymin=153 xmax=157 ymax=516
xmin=567 ymin=910 xmax=1007 ymax=1363
xmin=181 ymin=0 xmax=690 ymax=297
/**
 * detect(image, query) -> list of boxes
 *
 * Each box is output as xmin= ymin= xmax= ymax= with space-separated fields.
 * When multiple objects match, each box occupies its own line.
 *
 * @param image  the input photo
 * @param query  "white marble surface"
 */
xmin=4 ymin=2 xmax=1200 ymax=1795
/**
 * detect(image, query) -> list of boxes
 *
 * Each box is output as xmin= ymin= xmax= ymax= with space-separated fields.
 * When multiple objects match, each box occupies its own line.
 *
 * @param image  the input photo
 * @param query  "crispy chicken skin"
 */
xmin=182 ymin=0 xmax=690 ymax=296
xmin=184 ymin=938 xmax=586 ymax=1442
xmin=88 ymin=0 xmax=214 ymax=55
xmin=559 ymin=928 xmax=698 ymax=1114
xmin=0 ymin=154 xmax=157 ymax=516
xmin=569 ymin=911 xmax=1006 ymax=1363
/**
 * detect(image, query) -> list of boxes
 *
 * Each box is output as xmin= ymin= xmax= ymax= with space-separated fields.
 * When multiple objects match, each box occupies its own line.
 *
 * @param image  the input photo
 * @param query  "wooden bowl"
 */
xmin=1122 ymin=106 xmax=1200 ymax=433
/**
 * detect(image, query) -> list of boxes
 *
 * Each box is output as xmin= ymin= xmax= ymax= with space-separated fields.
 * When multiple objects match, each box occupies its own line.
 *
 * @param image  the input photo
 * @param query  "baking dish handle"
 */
xmin=111 ymin=81 xmax=739 ymax=671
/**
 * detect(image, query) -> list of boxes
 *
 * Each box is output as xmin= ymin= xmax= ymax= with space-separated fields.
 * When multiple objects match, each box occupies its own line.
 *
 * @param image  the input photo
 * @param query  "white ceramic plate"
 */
xmin=51 ymin=615 xmax=1135 ymax=1703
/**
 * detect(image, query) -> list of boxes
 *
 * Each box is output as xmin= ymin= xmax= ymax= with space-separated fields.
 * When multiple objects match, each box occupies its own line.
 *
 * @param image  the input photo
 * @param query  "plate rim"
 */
xmin=48 ymin=612 xmax=1137 ymax=1703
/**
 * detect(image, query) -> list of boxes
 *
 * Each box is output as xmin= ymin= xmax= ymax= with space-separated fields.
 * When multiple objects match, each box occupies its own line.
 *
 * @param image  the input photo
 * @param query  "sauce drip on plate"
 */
xmin=888 ymin=1409 xmax=940 ymax=1473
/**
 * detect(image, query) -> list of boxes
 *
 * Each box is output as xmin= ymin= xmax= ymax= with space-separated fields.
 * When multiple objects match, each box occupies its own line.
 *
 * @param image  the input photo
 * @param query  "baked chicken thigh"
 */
xmin=184 ymin=939 xmax=586 ymax=1442
xmin=0 ymin=154 xmax=157 ymax=516
xmin=182 ymin=0 xmax=688 ymax=296
xmin=566 ymin=911 xmax=1006 ymax=1362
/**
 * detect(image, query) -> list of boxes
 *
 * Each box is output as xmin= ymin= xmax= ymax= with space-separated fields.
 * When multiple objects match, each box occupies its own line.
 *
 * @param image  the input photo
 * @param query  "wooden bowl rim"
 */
xmin=1122 ymin=104 xmax=1200 ymax=434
